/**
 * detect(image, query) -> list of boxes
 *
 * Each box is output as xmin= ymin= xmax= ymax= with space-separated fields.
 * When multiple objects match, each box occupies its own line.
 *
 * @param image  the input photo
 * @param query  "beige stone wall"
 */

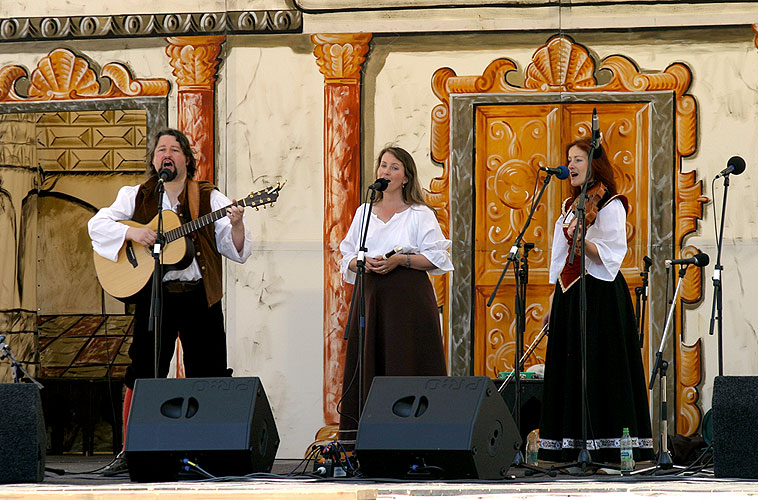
xmin=220 ymin=35 xmax=326 ymax=457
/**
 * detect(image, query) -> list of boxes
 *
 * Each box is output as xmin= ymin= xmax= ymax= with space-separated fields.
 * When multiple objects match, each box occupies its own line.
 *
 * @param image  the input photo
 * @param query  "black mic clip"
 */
xmin=590 ymin=108 xmax=602 ymax=158
xmin=158 ymin=168 xmax=177 ymax=183
xmin=368 ymin=178 xmax=390 ymax=192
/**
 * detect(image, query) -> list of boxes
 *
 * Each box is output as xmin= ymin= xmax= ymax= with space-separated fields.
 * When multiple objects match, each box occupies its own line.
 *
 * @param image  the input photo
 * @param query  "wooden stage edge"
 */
xmin=0 ymin=484 xmax=378 ymax=500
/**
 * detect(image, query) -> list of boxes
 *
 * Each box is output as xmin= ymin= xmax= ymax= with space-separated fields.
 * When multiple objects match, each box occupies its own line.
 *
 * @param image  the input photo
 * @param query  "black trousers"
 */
xmin=125 ymin=281 xmax=230 ymax=390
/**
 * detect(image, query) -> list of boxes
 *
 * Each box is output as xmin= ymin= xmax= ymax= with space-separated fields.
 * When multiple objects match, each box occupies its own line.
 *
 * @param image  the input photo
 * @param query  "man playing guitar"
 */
xmin=88 ymin=128 xmax=253 ymax=475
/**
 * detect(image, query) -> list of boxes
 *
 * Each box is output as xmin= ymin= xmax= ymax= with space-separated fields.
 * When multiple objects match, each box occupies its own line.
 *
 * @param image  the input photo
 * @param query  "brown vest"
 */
xmin=133 ymin=177 xmax=224 ymax=307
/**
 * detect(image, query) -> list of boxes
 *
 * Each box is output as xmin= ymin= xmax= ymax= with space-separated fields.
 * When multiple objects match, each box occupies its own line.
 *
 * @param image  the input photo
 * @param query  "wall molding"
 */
xmin=0 ymin=11 xmax=302 ymax=43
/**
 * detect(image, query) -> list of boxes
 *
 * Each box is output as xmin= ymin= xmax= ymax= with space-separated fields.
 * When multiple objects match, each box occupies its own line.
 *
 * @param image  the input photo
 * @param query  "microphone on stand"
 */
xmin=158 ymin=168 xmax=177 ymax=183
xmin=591 ymin=108 xmax=602 ymax=159
xmin=714 ymin=156 xmax=746 ymax=179
xmin=664 ymin=252 xmax=710 ymax=268
xmin=540 ymin=165 xmax=570 ymax=180
xmin=368 ymin=178 xmax=390 ymax=191
xmin=643 ymin=255 xmax=653 ymax=272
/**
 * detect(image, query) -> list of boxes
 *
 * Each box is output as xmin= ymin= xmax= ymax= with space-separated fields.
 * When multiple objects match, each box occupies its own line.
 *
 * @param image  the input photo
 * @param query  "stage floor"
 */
xmin=2 ymin=454 xmax=758 ymax=499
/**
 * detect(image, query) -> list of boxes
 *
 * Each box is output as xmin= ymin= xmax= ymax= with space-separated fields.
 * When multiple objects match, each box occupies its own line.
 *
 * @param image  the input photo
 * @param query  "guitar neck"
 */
xmin=164 ymin=200 xmax=244 ymax=242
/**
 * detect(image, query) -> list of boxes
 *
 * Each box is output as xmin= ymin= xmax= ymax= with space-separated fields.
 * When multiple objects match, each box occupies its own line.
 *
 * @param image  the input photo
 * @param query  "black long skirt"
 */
xmin=538 ymin=273 xmax=654 ymax=463
xmin=338 ymin=267 xmax=447 ymax=441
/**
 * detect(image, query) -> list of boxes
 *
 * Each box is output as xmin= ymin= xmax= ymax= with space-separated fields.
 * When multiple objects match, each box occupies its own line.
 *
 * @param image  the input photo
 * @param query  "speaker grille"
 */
xmin=713 ymin=376 xmax=758 ymax=479
xmin=0 ymin=384 xmax=46 ymax=484
xmin=125 ymin=377 xmax=279 ymax=481
xmin=355 ymin=376 xmax=521 ymax=479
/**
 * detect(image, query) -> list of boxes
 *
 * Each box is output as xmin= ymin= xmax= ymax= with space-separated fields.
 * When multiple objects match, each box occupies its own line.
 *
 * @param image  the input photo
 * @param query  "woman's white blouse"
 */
xmin=339 ymin=203 xmax=453 ymax=284
xmin=548 ymin=197 xmax=628 ymax=284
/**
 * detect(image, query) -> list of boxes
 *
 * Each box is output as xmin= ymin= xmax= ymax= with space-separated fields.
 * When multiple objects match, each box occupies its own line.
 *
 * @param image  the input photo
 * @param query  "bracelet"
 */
xmin=405 ymin=254 xmax=411 ymax=269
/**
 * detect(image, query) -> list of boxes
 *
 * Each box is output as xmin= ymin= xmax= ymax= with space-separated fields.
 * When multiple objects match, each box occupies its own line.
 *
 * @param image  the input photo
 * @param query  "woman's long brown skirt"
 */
xmin=338 ymin=266 xmax=447 ymax=443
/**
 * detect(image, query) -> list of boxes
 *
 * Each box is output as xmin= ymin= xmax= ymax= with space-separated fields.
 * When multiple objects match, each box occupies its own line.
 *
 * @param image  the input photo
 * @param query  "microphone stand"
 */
xmin=645 ymin=264 xmax=690 ymax=472
xmin=708 ymin=173 xmax=731 ymax=376
xmin=343 ymin=185 xmax=381 ymax=426
xmin=557 ymin=119 xmax=615 ymax=474
xmin=489 ymin=170 xmax=557 ymax=476
xmin=636 ymin=256 xmax=652 ymax=348
xmin=147 ymin=180 xmax=167 ymax=378
xmin=0 ymin=336 xmax=44 ymax=389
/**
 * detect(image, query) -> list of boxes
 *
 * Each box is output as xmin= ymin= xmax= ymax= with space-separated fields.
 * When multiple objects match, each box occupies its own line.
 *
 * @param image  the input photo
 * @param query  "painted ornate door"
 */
xmin=474 ymin=102 xmax=650 ymax=377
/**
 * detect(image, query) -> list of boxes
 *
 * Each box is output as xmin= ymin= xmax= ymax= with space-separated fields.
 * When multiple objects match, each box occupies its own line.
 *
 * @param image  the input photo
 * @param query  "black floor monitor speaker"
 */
xmin=713 ymin=376 xmax=758 ymax=479
xmin=355 ymin=376 xmax=521 ymax=479
xmin=125 ymin=377 xmax=279 ymax=482
xmin=0 ymin=384 xmax=46 ymax=484
xmin=493 ymin=378 xmax=543 ymax=444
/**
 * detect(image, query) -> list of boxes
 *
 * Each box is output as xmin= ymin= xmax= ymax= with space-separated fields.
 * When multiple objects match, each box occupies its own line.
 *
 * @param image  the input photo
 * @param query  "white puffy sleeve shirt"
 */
xmin=548 ymin=197 xmax=628 ymax=284
xmin=339 ymin=204 xmax=454 ymax=284
xmin=88 ymin=184 xmax=253 ymax=282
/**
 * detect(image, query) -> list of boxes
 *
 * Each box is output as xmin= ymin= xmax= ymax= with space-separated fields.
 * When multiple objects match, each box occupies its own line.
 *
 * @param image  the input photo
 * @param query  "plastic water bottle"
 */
xmin=525 ymin=429 xmax=539 ymax=466
xmin=620 ymin=427 xmax=635 ymax=472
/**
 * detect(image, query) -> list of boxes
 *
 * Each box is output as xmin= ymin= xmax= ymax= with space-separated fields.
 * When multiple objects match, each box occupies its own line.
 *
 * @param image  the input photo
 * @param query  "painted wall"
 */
xmin=3 ymin=2 xmax=758 ymax=456
xmin=367 ymin=27 xmax=758 ymax=414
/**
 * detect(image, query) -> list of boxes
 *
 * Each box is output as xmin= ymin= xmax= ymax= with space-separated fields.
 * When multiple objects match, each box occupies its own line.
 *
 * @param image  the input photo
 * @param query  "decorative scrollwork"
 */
xmin=312 ymin=33 xmax=373 ymax=83
xmin=431 ymin=33 xmax=704 ymax=436
xmin=0 ymin=48 xmax=169 ymax=102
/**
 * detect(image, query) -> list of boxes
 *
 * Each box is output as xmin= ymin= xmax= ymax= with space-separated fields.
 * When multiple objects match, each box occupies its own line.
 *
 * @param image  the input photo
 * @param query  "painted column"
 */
xmin=165 ymin=36 xmax=225 ymax=183
xmin=312 ymin=33 xmax=372 ymax=425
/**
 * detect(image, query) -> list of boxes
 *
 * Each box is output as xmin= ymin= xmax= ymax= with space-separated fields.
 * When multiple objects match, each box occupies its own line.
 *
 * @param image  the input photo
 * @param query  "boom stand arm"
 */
xmin=487 ymin=172 xmax=555 ymax=476
xmin=648 ymin=265 xmax=688 ymax=468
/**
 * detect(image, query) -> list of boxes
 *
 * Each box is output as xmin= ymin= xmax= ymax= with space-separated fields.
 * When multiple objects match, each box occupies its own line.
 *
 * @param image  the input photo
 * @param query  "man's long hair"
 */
xmin=145 ymin=128 xmax=197 ymax=179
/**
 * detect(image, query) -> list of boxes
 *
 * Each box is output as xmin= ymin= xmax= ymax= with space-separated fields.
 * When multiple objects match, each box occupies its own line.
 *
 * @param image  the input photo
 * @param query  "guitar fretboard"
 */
xmin=164 ymin=200 xmax=246 ymax=243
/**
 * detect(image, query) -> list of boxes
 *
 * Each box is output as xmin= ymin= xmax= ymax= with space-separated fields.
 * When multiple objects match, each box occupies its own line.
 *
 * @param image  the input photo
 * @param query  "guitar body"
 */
xmin=93 ymin=210 xmax=194 ymax=301
xmin=92 ymin=182 xmax=283 ymax=302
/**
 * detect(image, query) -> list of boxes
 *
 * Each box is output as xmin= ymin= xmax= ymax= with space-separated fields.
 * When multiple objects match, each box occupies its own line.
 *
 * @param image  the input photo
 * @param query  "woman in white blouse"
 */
xmin=338 ymin=146 xmax=453 ymax=442
xmin=538 ymin=138 xmax=653 ymax=464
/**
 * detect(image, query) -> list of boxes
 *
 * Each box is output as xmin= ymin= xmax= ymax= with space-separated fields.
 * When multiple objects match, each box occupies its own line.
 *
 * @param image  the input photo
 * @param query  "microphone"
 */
xmin=643 ymin=255 xmax=653 ymax=272
xmin=368 ymin=178 xmax=390 ymax=191
xmin=540 ymin=165 xmax=570 ymax=180
xmin=384 ymin=246 xmax=404 ymax=258
xmin=664 ymin=252 xmax=710 ymax=268
xmin=158 ymin=168 xmax=177 ymax=183
xmin=715 ymin=156 xmax=746 ymax=179
xmin=591 ymin=108 xmax=602 ymax=159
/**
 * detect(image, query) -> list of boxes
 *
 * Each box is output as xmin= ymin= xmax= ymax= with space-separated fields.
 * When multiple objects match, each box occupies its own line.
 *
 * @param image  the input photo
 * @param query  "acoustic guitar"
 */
xmin=93 ymin=183 xmax=283 ymax=300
